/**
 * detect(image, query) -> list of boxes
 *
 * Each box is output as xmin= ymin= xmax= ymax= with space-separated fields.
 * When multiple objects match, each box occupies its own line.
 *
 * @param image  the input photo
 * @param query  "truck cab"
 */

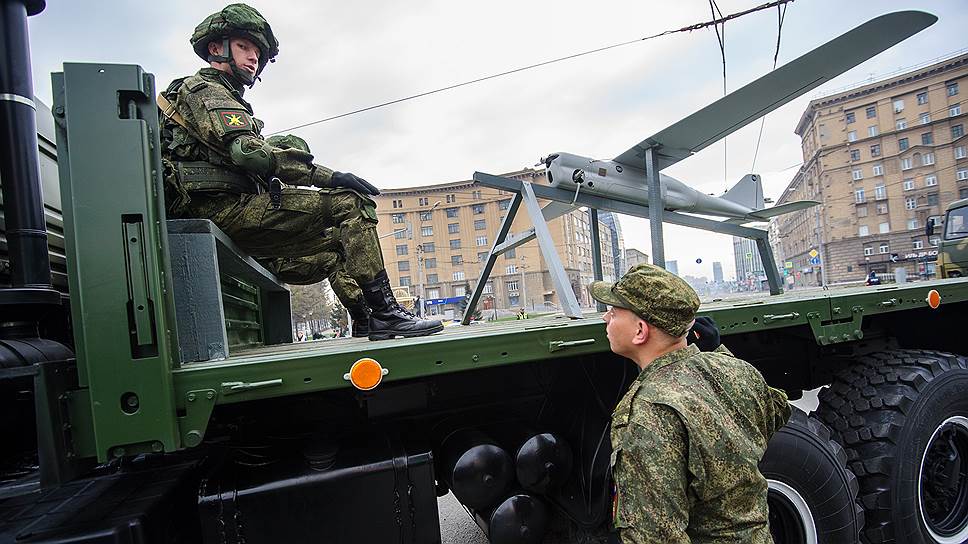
xmin=935 ymin=198 xmax=968 ymax=278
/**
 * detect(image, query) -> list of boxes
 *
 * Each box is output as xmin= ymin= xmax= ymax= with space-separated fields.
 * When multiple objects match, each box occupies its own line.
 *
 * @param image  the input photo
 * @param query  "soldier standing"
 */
xmin=587 ymin=264 xmax=791 ymax=543
xmin=158 ymin=4 xmax=442 ymax=340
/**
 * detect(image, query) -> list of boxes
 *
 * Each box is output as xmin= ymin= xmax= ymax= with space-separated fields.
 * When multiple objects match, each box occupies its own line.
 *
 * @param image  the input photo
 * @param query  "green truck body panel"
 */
xmin=939 ymin=198 xmax=968 ymax=278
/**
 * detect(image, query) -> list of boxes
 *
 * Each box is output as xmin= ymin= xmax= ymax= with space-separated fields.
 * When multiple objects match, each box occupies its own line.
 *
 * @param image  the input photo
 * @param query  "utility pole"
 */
xmin=519 ymin=255 xmax=528 ymax=312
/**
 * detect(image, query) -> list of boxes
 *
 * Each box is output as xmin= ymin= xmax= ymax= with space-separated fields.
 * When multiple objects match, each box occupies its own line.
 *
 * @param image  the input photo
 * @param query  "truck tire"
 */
xmin=760 ymin=407 xmax=865 ymax=544
xmin=817 ymin=349 xmax=968 ymax=544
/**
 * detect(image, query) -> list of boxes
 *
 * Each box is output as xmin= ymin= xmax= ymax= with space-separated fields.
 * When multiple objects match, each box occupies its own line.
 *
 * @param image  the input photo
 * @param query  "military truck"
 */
xmin=935 ymin=198 xmax=968 ymax=279
xmin=3 ymin=4 xmax=968 ymax=544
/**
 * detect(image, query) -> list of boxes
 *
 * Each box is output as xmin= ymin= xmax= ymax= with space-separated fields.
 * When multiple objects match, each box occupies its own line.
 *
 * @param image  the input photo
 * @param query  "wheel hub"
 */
xmin=920 ymin=416 xmax=968 ymax=542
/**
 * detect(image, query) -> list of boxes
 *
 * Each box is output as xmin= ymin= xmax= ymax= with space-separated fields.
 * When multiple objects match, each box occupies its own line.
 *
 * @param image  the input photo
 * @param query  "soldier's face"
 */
xmin=602 ymin=306 xmax=647 ymax=357
xmin=209 ymin=37 xmax=261 ymax=77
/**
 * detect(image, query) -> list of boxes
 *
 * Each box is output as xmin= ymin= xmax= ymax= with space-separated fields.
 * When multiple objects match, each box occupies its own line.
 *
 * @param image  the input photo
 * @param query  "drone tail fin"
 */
xmin=720 ymin=174 xmax=765 ymax=211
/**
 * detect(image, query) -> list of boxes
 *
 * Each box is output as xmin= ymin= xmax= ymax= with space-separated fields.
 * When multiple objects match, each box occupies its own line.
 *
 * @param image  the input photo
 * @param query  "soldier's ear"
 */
xmin=632 ymin=319 xmax=649 ymax=346
xmin=208 ymin=41 xmax=223 ymax=57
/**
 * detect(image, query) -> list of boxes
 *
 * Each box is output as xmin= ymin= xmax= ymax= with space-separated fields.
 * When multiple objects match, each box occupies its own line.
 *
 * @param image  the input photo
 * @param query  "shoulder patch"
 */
xmin=214 ymin=109 xmax=253 ymax=131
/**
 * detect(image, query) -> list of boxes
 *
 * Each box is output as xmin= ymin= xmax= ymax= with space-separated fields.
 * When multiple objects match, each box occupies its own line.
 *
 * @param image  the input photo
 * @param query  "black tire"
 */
xmin=760 ymin=407 xmax=865 ymax=544
xmin=817 ymin=349 xmax=968 ymax=544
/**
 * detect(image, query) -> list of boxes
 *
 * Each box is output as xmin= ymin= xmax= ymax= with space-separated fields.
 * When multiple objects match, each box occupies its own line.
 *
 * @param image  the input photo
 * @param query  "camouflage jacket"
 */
xmin=610 ymin=344 xmax=791 ymax=543
xmin=160 ymin=68 xmax=333 ymax=196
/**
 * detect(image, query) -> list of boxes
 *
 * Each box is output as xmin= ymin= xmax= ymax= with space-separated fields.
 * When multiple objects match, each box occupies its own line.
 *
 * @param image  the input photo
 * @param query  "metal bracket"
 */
xmin=806 ymin=306 xmax=864 ymax=346
xmin=549 ymin=339 xmax=596 ymax=353
xmin=177 ymin=389 xmax=217 ymax=448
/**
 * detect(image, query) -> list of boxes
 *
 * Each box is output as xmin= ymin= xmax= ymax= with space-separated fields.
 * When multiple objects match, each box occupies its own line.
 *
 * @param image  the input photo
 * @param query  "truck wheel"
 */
xmin=818 ymin=349 xmax=968 ymax=544
xmin=760 ymin=407 xmax=864 ymax=544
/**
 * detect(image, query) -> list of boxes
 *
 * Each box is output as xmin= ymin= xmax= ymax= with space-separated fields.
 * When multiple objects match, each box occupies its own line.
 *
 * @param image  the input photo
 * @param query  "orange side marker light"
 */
xmin=926 ymin=289 xmax=941 ymax=310
xmin=344 ymin=358 xmax=388 ymax=390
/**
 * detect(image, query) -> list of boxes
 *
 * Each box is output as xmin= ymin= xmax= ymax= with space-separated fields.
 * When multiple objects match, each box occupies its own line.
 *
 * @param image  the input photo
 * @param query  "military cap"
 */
xmin=266 ymin=134 xmax=310 ymax=153
xmin=588 ymin=263 xmax=700 ymax=337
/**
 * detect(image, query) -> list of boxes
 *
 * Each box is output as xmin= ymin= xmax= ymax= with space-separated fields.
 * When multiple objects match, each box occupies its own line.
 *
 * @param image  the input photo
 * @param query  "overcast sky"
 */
xmin=26 ymin=1 xmax=968 ymax=280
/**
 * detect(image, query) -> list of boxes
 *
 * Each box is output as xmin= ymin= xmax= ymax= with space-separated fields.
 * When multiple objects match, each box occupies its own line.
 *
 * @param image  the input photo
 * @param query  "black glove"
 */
xmin=687 ymin=316 xmax=720 ymax=352
xmin=331 ymin=171 xmax=380 ymax=196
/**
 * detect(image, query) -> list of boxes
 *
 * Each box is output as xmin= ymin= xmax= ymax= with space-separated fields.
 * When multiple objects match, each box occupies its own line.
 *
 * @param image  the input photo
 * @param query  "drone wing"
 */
xmin=613 ymin=11 xmax=937 ymax=171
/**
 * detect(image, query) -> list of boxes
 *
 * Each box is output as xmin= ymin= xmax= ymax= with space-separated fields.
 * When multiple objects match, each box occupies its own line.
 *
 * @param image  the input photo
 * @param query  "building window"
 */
xmin=392 ymin=199 xmax=403 ymax=209
xmin=449 ymin=239 xmax=461 ymax=249
xmin=925 ymin=174 xmax=938 ymax=186
xmin=852 ymin=169 xmax=863 ymax=181
xmin=474 ymin=219 xmax=486 ymax=230
xmin=847 ymin=130 xmax=857 ymax=142
xmin=472 ymin=204 xmax=485 ymax=215
xmin=446 ymin=207 xmax=459 ymax=218
xmin=422 ymin=242 xmax=435 ymax=253
xmin=896 ymin=118 xmax=907 ymax=130
xmin=482 ymin=282 xmax=493 ymax=294
xmin=448 ymin=223 xmax=460 ymax=234
xmin=472 ymin=190 xmax=482 ymax=200
xmin=956 ymin=146 xmax=967 ymax=159
xmin=859 ymin=225 xmax=870 ymax=236
xmin=478 ymin=252 xmax=489 ymax=262
xmin=446 ymin=194 xmax=456 ymax=203
xmin=922 ymin=132 xmax=934 ymax=145
xmin=421 ymin=226 xmax=433 ymax=236
xmin=949 ymin=82 xmax=960 ymax=97
xmin=921 ymin=112 xmax=931 ymax=124
xmin=951 ymin=104 xmax=962 ymax=117
xmin=913 ymin=239 xmax=924 ymax=249
xmin=454 ymin=285 xmax=466 ymax=297
xmin=927 ymin=193 xmax=940 ymax=206
xmin=954 ymin=124 xmax=965 ymax=139
xmin=424 ymin=258 xmax=436 ymax=269
xmin=871 ymin=144 xmax=881 ymax=157
xmin=506 ymin=264 xmax=517 ymax=274
xmin=420 ymin=211 xmax=433 ymax=221
xmin=923 ymin=153 xmax=935 ymax=166
xmin=391 ymin=213 xmax=405 ymax=224
xmin=901 ymin=157 xmax=913 ymax=170
xmin=849 ymin=149 xmax=860 ymax=161
xmin=453 ymin=271 xmax=465 ymax=281
xmin=958 ymin=168 xmax=968 ymax=181
xmin=395 ymin=229 xmax=407 ymax=240
xmin=872 ymin=164 xmax=883 ymax=176
xmin=498 ymin=199 xmax=511 ymax=210
xmin=854 ymin=188 xmax=866 ymax=203
xmin=875 ymin=184 xmax=887 ymax=200
xmin=917 ymin=91 xmax=928 ymax=105
xmin=505 ymin=248 xmax=516 ymax=259
xmin=476 ymin=235 xmax=488 ymax=247
xmin=877 ymin=243 xmax=888 ymax=254
xmin=418 ymin=197 xmax=429 ymax=206
xmin=398 ymin=261 xmax=410 ymax=272
xmin=426 ymin=273 xmax=438 ymax=284
xmin=506 ymin=280 xmax=519 ymax=292
xmin=905 ymin=197 xmax=917 ymax=210
xmin=931 ymin=237 xmax=941 ymax=247
xmin=866 ymin=105 xmax=877 ymax=118
xmin=857 ymin=206 xmax=868 ymax=217
xmin=904 ymin=178 xmax=915 ymax=190
xmin=399 ymin=276 xmax=411 ymax=287
xmin=898 ymin=138 xmax=909 ymax=151
xmin=864 ymin=246 xmax=873 ymax=256
xmin=846 ymin=111 xmax=855 ymax=124
xmin=427 ymin=288 xmax=440 ymax=299
xmin=876 ymin=202 xmax=889 ymax=214
xmin=961 ymin=187 xmax=968 ymax=199
xmin=879 ymin=222 xmax=890 ymax=234
xmin=908 ymin=218 xmax=919 ymax=230
xmin=868 ymin=125 xmax=879 ymax=137
xmin=893 ymin=99 xmax=905 ymax=113
xmin=451 ymin=255 xmax=463 ymax=265
xmin=396 ymin=244 xmax=408 ymax=255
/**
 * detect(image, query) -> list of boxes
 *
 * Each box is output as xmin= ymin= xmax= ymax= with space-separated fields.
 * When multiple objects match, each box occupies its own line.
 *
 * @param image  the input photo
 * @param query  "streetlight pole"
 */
xmin=519 ymin=255 xmax=528 ymax=312
xmin=415 ymin=200 xmax=441 ymax=319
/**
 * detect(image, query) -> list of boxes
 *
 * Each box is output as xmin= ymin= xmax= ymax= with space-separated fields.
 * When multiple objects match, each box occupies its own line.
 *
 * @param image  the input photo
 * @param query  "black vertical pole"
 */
xmin=589 ymin=208 xmax=605 ymax=312
xmin=0 ymin=0 xmax=58 ymax=309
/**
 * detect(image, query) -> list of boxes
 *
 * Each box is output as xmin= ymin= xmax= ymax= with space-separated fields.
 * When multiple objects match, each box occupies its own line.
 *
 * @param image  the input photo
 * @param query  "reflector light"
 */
xmin=343 ymin=358 xmax=388 ymax=390
xmin=926 ymin=289 xmax=941 ymax=309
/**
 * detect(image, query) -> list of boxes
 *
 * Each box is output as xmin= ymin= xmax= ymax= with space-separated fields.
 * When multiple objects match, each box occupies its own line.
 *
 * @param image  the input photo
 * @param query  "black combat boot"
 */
xmin=347 ymin=297 xmax=370 ymax=338
xmin=362 ymin=271 xmax=444 ymax=340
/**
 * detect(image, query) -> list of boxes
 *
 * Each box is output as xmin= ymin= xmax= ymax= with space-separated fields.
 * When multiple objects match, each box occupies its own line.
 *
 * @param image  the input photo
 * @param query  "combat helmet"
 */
xmin=191 ymin=3 xmax=279 ymax=86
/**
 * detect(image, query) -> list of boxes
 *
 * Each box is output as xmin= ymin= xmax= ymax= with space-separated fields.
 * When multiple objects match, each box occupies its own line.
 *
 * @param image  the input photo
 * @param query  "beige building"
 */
xmin=373 ymin=169 xmax=614 ymax=318
xmin=624 ymin=248 xmax=650 ymax=270
xmin=774 ymin=53 xmax=968 ymax=284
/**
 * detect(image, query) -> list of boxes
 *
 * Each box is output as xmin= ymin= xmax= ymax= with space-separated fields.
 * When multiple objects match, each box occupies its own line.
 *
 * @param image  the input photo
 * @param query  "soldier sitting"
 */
xmin=158 ymin=3 xmax=441 ymax=340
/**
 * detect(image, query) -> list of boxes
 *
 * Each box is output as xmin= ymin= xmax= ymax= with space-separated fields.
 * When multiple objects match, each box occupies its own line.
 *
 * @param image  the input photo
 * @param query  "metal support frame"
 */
xmin=589 ymin=209 xmax=605 ymax=312
xmin=645 ymin=148 xmax=665 ymax=267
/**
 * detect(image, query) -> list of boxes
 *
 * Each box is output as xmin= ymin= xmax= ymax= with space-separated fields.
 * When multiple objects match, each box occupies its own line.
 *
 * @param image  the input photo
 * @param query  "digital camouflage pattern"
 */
xmin=588 ymin=263 xmax=701 ymax=337
xmin=190 ymin=4 xmax=279 ymax=73
xmin=610 ymin=344 xmax=792 ymax=543
xmin=160 ymin=67 xmax=385 ymax=282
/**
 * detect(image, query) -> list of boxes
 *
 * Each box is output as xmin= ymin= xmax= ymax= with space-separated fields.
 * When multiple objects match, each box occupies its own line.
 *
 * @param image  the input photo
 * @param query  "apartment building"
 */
xmin=774 ymin=53 xmax=968 ymax=284
xmin=373 ymin=169 xmax=613 ymax=318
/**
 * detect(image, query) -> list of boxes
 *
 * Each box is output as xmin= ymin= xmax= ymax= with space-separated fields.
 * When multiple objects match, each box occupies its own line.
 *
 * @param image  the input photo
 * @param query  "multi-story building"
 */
xmin=774 ymin=53 xmax=968 ymax=283
xmin=625 ymin=248 xmax=650 ymax=270
xmin=665 ymin=260 xmax=679 ymax=276
xmin=733 ymin=236 xmax=767 ymax=289
xmin=373 ymin=169 xmax=613 ymax=318
xmin=597 ymin=211 xmax=626 ymax=282
xmin=712 ymin=261 xmax=724 ymax=284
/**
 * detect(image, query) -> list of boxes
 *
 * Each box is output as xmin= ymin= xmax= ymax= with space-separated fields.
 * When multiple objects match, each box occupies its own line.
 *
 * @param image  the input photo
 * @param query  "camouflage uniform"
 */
xmin=588 ymin=265 xmax=792 ymax=543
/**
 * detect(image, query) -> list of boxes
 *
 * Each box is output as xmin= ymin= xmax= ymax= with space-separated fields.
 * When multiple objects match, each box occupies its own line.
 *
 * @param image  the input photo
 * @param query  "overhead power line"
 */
xmin=270 ymin=0 xmax=796 ymax=135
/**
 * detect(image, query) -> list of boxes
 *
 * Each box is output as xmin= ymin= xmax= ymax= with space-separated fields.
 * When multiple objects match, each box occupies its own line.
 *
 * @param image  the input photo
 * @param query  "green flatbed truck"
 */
xmin=3 ymin=5 xmax=968 ymax=544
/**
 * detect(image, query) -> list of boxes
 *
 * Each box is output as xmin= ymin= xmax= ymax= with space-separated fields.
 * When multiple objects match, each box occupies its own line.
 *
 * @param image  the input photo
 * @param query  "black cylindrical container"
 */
xmin=515 ymin=432 xmax=574 ymax=495
xmin=473 ymin=493 xmax=550 ymax=544
xmin=440 ymin=428 xmax=514 ymax=511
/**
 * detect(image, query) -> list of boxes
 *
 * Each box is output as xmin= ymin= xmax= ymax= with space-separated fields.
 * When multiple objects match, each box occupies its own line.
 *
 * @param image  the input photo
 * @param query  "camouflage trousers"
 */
xmin=260 ymin=253 xmax=363 ymax=309
xmin=176 ymin=187 xmax=385 ymax=284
